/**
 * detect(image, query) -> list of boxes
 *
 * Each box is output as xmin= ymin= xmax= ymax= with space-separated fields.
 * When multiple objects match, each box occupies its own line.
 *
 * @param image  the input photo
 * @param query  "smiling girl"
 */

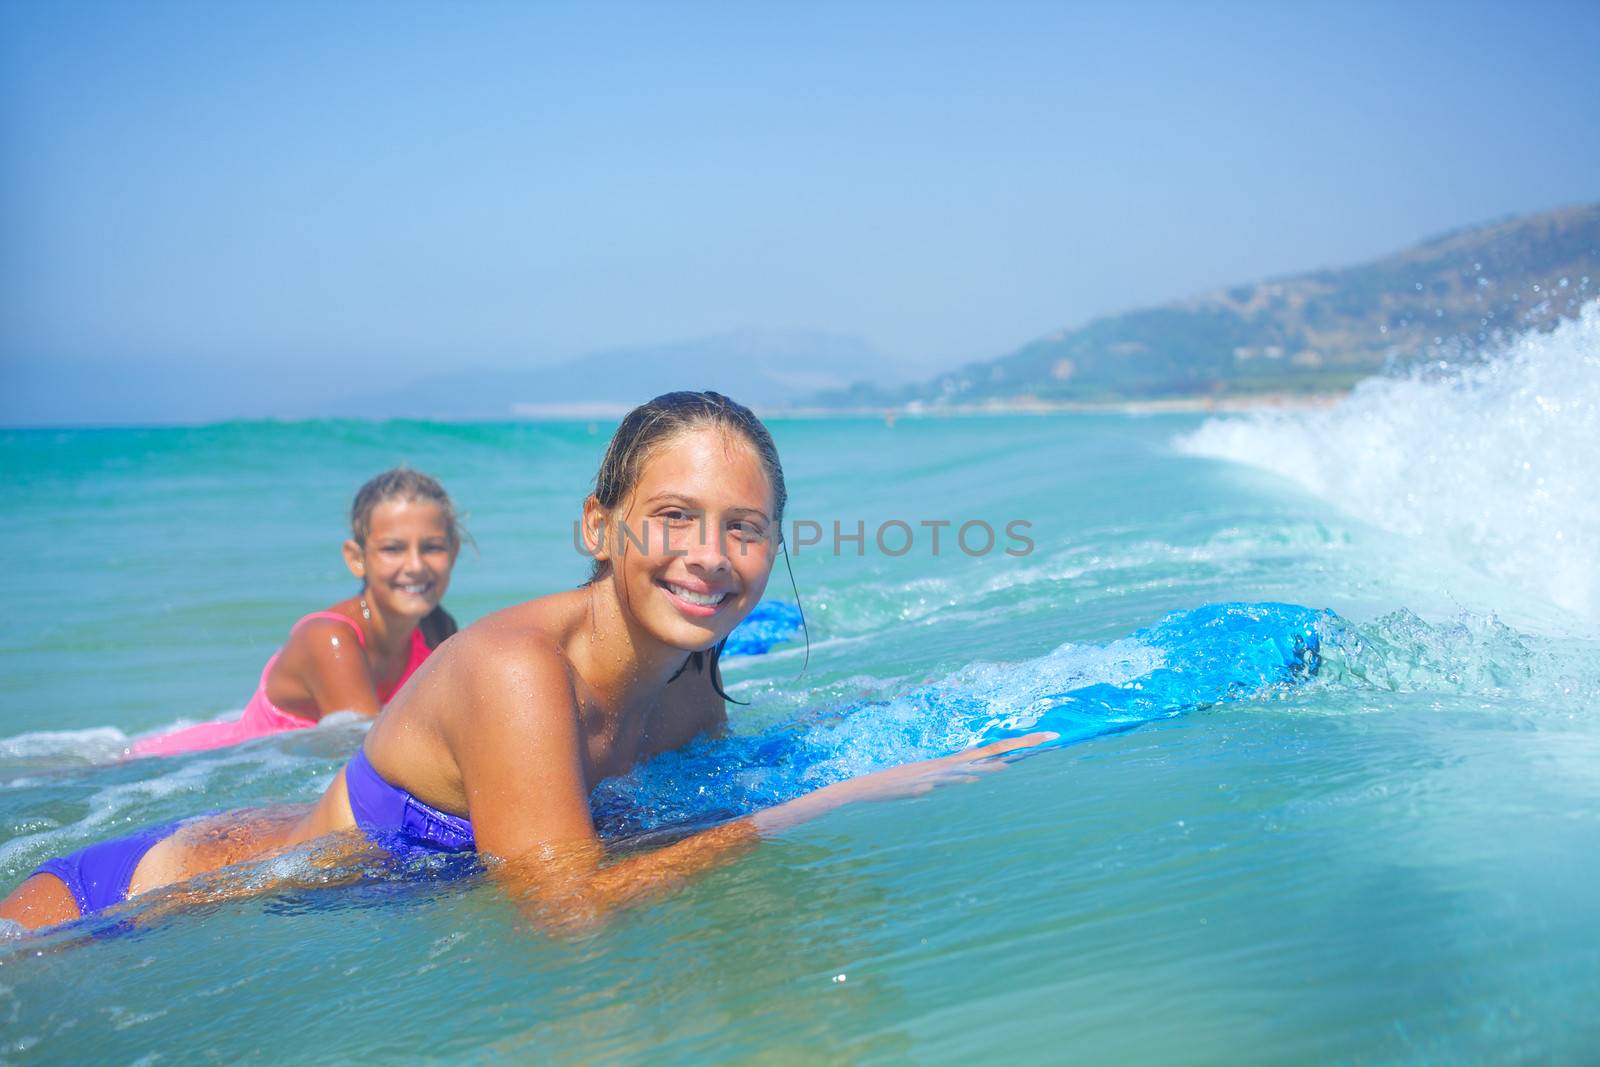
xmin=130 ymin=469 xmax=463 ymax=757
xmin=1 ymin=393 xmax=1048 ymax=932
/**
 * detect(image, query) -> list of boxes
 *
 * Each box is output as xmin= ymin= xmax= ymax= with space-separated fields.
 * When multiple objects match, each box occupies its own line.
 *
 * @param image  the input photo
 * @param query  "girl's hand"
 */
xmin=754 ymin=731 xmax=1058 ymax=833
xmin=826 ymin=731 xmax=1058 ymax=801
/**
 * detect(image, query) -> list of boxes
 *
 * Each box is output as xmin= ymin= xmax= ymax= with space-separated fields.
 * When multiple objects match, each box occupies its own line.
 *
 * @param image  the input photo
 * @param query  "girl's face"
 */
xmin=343 ymin=498 xmax=457 ymax=622
xmin=598 ymin=426 xmax=778 ymax=652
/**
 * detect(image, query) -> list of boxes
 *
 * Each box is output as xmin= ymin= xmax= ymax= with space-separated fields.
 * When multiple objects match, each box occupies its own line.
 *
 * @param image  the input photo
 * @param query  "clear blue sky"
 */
xmin=3 ymin=0 xmax=1598 ymax=421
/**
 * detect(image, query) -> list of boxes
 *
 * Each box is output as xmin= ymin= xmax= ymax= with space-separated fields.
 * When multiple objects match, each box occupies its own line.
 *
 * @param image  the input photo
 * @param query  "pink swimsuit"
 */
xmin=131 ymin=612 xmax=431 ymax=757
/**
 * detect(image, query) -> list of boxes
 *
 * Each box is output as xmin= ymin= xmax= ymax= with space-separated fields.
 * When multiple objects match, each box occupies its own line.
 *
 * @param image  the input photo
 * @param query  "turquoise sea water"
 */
xmin=3 ymin=307 xmax=1599 ymax=1062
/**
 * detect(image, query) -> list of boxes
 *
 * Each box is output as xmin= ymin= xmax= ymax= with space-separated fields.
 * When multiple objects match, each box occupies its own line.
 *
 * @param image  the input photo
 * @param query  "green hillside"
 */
xmin=820 ymin=203 xmax=1599 ymax=408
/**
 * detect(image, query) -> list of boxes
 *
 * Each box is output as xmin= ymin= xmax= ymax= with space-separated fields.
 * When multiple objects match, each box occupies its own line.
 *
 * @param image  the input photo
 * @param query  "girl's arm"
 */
xmin=276 ymin=617 xmax=382 ymax=721
xmin=449 ymin=640 xmax=1052 ymax=931
xmin=510 ymin=731 xmax=1052 ymax=932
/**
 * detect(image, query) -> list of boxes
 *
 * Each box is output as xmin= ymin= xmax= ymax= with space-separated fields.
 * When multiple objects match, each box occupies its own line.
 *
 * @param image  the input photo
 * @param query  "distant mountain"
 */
xmin=348 ymin=330 xmax=902 ymax=419
xmin=816 ymin=203 xmax=1600 ymax=409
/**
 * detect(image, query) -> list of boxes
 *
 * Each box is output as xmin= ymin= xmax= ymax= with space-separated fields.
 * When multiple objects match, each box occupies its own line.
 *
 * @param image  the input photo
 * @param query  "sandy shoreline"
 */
xmin=508 ymin=392 xmax=1349 ymax=422
xmin=743 ymin=391 xmax=1351 ymax=420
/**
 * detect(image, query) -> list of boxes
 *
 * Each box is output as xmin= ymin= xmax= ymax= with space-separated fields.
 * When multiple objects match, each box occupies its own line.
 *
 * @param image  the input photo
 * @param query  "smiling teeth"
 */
xmin=666 ymin=583 xmax=726 ymax=606
xmin=400 ymin=583 xmax=430 ymax=594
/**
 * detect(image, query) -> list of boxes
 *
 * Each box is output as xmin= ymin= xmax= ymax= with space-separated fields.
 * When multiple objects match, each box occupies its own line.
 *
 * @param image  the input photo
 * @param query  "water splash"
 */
xmin=0 ymin=728 xmax=132 ymax=769
xmin=1177 ymin=300 xmax=1600 ymax=618
xmin=1314 ymin=608 xmax=1600 ymax=703
xmin=597 ymin=599 xmax=1600 ymax=840
xmin=593 ymin=603 xmax=1324 ymax=838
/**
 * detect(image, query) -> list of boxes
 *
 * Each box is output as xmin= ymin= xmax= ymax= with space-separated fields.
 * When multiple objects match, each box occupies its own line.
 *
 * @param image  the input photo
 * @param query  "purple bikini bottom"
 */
xmin=32 ymin=818 xmax=185 ymax=916
xmin=30 ymin=746 xmax=473 ymax=919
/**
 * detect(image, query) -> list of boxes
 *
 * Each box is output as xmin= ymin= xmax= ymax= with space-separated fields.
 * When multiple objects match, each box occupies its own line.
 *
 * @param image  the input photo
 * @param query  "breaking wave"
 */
xmin=1178 ymin=301 xmax=1600 ymax=618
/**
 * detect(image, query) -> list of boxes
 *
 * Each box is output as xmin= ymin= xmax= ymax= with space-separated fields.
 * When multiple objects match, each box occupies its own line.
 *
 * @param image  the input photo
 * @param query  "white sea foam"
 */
xmin=0 ymin=710 xmax=242 ymax=772
xmin=0 ymin=757 xmax=222 ymax=873
xmin=1317 ymin=608 xmax=1600 ymax=706
xmin=1178 ymin=300 xmax=1600 ymax=619
xmin=0 ymin=727 xmax=131 ymax=762
xmin=0 ymin=742 xmax=327 ymax=882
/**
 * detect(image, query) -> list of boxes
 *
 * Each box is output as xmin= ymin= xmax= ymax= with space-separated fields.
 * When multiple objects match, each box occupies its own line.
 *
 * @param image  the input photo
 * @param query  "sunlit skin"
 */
xmin=0 ymin=428 xmax=1051 ymax=933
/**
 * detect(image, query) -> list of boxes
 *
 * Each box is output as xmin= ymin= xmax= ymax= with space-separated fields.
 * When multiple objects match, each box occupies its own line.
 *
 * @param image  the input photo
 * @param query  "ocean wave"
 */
xmin=0 ymin=741 xmax=334 ymax=882
xmin=0 ymin=707 xmax=376 ymax=783
xmin=1177 ymin=300 xmax=1600 ymax=619
xmin=1315 ymin=608 xmax=1600 ymax=704
xmin=0 ymin=756 xmax=232 ymax=876
xmin=0 ymin=727 xmax=132 ymax=766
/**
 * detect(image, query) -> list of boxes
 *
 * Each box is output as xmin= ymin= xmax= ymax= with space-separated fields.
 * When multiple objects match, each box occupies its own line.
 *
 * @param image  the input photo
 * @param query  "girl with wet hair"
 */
xmin=2 ymin=392 xmax=1050 ymax=932
xmin=131 ymin=468 xmax=463 ymax=757
xmin=585 ymin=389 xmax=789 ymax=701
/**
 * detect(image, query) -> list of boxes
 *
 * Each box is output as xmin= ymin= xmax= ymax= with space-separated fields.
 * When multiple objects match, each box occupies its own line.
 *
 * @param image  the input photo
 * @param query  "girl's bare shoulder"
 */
xmin=278 ymin=601 xmax=364 ymax=653
xmin=425 ymin=591 xmax=588 ymax=703
xmin=449 ymin=591 xmax=585 ymax=651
